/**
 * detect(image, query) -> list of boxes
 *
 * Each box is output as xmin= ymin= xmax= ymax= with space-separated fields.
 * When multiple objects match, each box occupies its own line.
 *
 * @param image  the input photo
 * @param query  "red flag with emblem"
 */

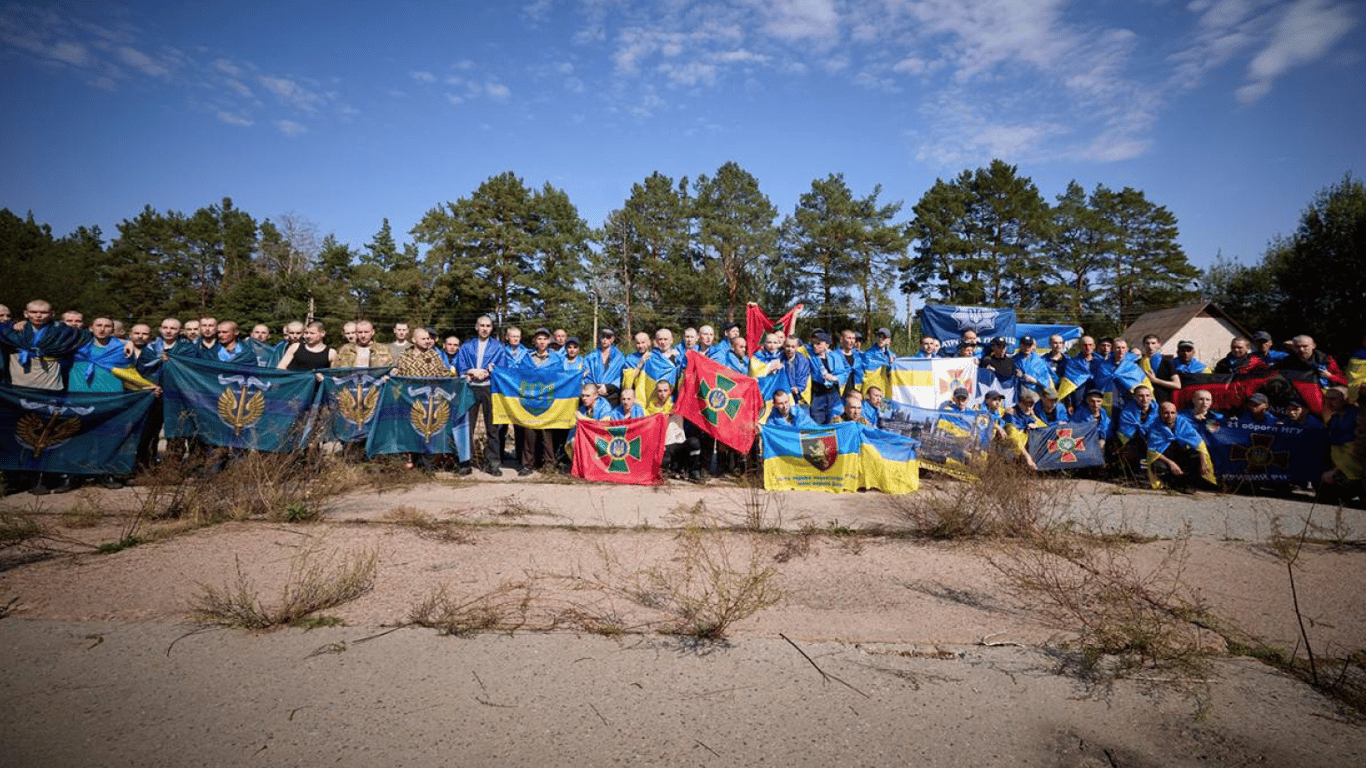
xmin=675 ymin=351 xmax=764 ymax=452
xmin=571 ymin=413 xmax=668 ymax=485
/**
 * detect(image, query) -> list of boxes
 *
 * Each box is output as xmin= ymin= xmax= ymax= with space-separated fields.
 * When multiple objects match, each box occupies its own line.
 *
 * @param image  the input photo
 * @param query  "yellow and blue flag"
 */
xmin=491 ymin=366 xmax=582 ymax=429
xmin=1054 ymin=356 xmax=1093 ymax=401
xmin=859 ymin=427 xmax=920 ymax=493
xmin=761 ymin=421 xmax=862 ymax=493
xmin=889 ymin=357 xmax=978 ymax=409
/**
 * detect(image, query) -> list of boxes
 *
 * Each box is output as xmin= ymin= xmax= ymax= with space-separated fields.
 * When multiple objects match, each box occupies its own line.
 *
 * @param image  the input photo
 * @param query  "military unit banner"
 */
xmin=365 ymin=376 xmax=474 ymax=458
xmin=1026 ymin=421 xmax=1105 ymax=471
xmin=919 ymin=305 xmax=1016 ymax=356
xmin=889 ymin=358 xmax=979 ymax=410
xmin=161 ymin=357 xmax=325 ymax=452
xmin=491 ymin=366 xmax=582 ymax=429
xmin=571 ymin=413 xmax=668 ymax=485
xmin=0 ymin=386 xmax=155 ymax=475
xmin=1203 ymin=421 xmax=1326 ymax=484
xmin=322 ymin=366 xmax=393 ymax=443
xmin=761 ymin=421 xmax=919 ymax=493
xmin=674 ymin=351 xmax=763 ymax=452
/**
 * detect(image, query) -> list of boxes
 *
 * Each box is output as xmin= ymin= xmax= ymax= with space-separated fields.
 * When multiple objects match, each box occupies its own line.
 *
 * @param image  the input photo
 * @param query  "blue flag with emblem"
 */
xmin=919 ymin=305 xmax=1017 ymax=356
xmin=160 ymin=357 xmax=325 ymax=452
xmin=1203 ymin=421 xmax=1326 ymax=484
xmin=1026 ymin=420 xmax=1105 ymax=471
xmin=0 ymin=385 xmax=155 ymax=475
xmin=365 ymin=376 xmax=475 ymax=458
xmin=491 ymin=366 xmax=582 ymax=429
xmin=321 ymin=367 xmax=394 ymax=443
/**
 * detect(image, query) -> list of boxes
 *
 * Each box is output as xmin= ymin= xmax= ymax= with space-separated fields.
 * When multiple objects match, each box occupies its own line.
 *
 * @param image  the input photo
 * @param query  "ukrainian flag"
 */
xmin=859 ymin=427 xmax=919 ymax=493
xmin=761 ymin=421 xmax=862 ymax=493
xmin=623 ymin=353 xmax=679 ymax=401
xmin=1347 ymin=352 xmax=1365 ymax=402
xmin=1054 ymin=356 xmax=1093 ymax=401
xmin=491 ymin=366 xmax=582 ymax=429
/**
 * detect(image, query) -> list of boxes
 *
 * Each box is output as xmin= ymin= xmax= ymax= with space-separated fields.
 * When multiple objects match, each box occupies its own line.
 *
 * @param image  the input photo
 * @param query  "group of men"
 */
xmin=2 ymin=297 xmax=1363 ymax=502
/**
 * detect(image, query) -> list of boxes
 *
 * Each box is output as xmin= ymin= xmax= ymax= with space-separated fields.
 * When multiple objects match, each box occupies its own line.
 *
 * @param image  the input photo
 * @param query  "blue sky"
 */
xmin=2 ymin=0 xmax=1362 ymax=289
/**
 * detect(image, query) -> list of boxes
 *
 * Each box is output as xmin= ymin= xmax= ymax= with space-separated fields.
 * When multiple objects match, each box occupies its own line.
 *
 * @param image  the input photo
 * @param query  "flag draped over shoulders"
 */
xmin=571 ymin=413 xmax=668 ymax=485
xmin=0 ymin=385 xmax=154 ymax=475
xmin=365 ymin=376 xmax=474 ymax=457
xmin=674 ymin=350 xmax=763 ymax=452
xmin=160 ymin=357 xmax=324 ymax=452
xmin=491 ymin=365 xmax=581 ymax=429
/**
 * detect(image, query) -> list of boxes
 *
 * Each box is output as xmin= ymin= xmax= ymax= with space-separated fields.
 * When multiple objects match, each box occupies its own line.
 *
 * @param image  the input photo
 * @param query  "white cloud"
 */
xmin=1238 ymin=0 xmax=1355 ymax=103
xmin=410 ymin=70 xmax=436 ymax=82
xmin=275 ymin=119 xmax=308 ymax=136
xmin=212 ymin=58 xmax=242 ymax=76
xmin=446 ymin=92 xmax=464 ymax=105
xmin=217 ymin=111 xmax=253 ymax=127
xmin=224 ymin=77 xmax=254 ymax=98
xmin=486 ymin=81 xmax=512 ymax=99
xmin=258 ymin=74 xmax=326 ymax=111
xmin=116 ymin=45 xmax=170 ymax=78
xmin=750 ymin=0 xmax=840 ymax=44
xmin=49 ymin=40 xmax=90 ymax=67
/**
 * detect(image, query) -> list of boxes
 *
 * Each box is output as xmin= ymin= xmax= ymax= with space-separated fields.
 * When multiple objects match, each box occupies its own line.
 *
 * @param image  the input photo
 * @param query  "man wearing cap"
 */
xmin=1138 ymin=334 xmax=1182 ymax=404
xmin=1035 ymin=386 xmax=1067 ymax=424
xmin=1014 ymin=335 xmax=1055 ymax=394
xmin=561 ymin=336 xmax=586 ymax=373
xmin=454 ymin=315 xmax=508 ymax=476
xmin=1172 ymin=340 xmax=1206 ymax=376
xmin=585 ymin=328 xmax=624 ymax=405
xmin=1252 ymin=331 xmax=1288 ymax=366
xmin=978 ymin=337 xmax=1017 ymax=381
xmin=946 ymin=329 xmax=982 ymax=358
xmin=943 ymin=386 xmax=972 ymax=412
xmin=1236 ymin=392 xmax=1280 ymax=426
xmin=808 ymin=331 xmax=850 ymax=424
xmin=862 ymin=328 xmax=894 ymax=397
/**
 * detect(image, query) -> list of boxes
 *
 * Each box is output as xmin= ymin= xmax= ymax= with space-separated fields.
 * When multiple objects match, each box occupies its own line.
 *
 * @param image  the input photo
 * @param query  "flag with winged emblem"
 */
xmin=571 ymin=413 xmax=668 ymax=485
xmin=0 ymin=385 xmax=155 ymax=474
xmin=760 ymin=421 xmax=863 ymax=493
xmin=491 ymin=366 xmax=582 ymax=429
xmin=919 ymin=304 xmax=1017 ymax=356
xmin=161 ymin=357 xmax=325 ymax=452
xmin=365 ymin=376 xmax=474 ymax=458
xmin=1026 ymin=421 xmax=1104 ymax=471
xmin=674 ymin=350 xmax=763 ymax=452
xmin=322 ymin=366 xmax=393 ymax=443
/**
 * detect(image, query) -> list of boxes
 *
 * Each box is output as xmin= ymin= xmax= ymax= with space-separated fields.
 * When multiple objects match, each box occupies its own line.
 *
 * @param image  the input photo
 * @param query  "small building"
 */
xmin=1121 ymin=302 xmax=1253 ymax=366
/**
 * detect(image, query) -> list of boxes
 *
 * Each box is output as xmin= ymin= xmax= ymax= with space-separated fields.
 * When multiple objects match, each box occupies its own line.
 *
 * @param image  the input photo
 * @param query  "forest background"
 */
xmin=2 ymin=159 xmax=1362 ymax=359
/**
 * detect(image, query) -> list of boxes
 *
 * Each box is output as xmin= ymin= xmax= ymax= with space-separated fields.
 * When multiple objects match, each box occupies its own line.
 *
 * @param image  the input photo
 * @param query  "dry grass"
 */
xmin=384 ymin=506 xmax=476 ymax=544
xmin=188 ymin=540 xmax=378 ymax=630
xmin=890 ymin=456 xmax=1070 ymax=540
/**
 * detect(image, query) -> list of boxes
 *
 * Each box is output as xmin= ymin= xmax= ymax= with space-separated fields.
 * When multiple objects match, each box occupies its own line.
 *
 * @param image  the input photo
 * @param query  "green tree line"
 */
xmin=7 ymin=160 xmax=1348 ymax=350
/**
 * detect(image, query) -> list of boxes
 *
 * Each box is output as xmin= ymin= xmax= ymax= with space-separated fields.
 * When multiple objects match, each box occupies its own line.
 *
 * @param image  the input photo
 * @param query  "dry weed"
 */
xmin=891 ymin=456 xmax=1069 ymax=539
xmin=188 ymin=540 xmax=378 ymax=630
xmin=384 ymin=506 xmax=476 ymax=544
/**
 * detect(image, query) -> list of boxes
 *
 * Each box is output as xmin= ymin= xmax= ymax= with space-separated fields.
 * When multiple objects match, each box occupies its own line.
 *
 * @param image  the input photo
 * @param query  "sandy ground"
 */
xmin=2 ymin=474 xmax=1365 ymax=766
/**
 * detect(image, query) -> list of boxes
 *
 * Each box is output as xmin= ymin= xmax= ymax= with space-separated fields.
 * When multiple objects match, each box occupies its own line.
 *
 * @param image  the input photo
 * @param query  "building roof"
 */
xmin=1122 ymin=301 xmax=1252 ymax=345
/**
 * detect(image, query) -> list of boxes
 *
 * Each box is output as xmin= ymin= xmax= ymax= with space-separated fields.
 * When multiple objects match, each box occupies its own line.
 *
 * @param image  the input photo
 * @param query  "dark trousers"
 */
xmin=810 ymin=387 xmax=840 ymax=425
xmin=519 ymin=427 xmax=554 ymax=470
xmin=468 ymin=385 xmax=505 ymax=470
xmin=137 ymin=397 xmax=164 ymax=471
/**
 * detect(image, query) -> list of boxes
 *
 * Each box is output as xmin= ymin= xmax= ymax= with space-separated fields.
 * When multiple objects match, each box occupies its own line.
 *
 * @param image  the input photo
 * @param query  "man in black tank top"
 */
xmin=277 ymin=321 xmax=336 ymax=371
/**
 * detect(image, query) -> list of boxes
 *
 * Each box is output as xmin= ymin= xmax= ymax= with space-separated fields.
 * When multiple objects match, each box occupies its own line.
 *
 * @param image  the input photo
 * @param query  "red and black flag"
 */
xmin=1175 ymin=370 xmax=1323 ymax=414
xmin=674 ymin=351 xmax=763 ymax=452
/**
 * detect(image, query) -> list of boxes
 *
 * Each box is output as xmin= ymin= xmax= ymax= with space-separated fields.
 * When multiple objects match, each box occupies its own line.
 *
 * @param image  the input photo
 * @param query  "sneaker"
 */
xmin=487 ymin=467 xmax=504 ymax=477
xmin=456 ymin=465 xmax=473 ymax=476
xmin=517 ymin=466 xmax=533 ymax=477
xmin=100 ymin=476 xmax=125 ymax=490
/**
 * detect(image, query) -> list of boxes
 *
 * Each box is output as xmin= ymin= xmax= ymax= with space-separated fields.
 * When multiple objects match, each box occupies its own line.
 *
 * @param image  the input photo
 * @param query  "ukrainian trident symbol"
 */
xmin=217 ymin=375 xmax=272 ymax=436
xmin=593 ymin=426 xmax=642 ymax=473
xmin=408 ymin=386 xmax=457 ymax=442
xmin=697 ymin=373 xmax=742 ymax=425
xmin=15 ymin=399 xmax=94 ymax=458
